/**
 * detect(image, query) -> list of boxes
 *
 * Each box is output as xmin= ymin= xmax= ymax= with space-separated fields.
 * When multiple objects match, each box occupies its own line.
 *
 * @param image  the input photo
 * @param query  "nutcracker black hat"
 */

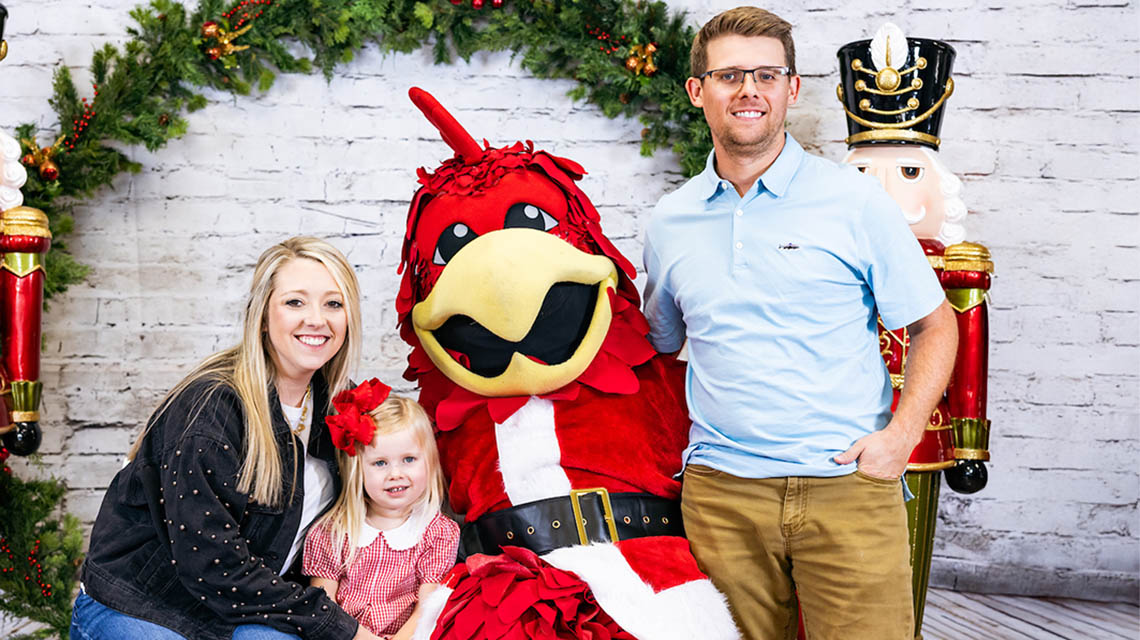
xmin=836 ymin=23 xmax=956 ymax=149
xmin=1 ymin=3 xmax=9 ymax=63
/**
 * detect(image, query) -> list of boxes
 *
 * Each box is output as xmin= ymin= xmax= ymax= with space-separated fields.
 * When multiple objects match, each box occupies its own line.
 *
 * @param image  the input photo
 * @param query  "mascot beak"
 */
xmin=412 ymin=228 xmax=619 ymax=397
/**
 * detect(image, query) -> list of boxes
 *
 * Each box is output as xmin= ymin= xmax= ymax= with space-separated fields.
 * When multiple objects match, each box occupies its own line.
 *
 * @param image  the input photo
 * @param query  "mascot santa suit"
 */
xmin=396 ymin=88 xmax=738 ymax=640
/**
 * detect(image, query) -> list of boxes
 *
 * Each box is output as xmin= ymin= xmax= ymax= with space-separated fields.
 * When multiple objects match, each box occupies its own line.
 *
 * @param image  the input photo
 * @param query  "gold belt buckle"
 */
xmin=569 ymin=488 xmax=620 ymax=545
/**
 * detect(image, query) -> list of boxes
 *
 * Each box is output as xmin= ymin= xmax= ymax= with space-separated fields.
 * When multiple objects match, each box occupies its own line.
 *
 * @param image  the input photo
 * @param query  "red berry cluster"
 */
xmin=0 ymin=536 xmax=53 ymax=598
xmin=66 ymin=84 xmax=99 ymax=151
xmin=223 ymin=0 xmax=273 ymax=29
xmin=449 ymin=0 xmax=504 ymax=8
xmin=587 ymin=25 xmax=626 ymax=54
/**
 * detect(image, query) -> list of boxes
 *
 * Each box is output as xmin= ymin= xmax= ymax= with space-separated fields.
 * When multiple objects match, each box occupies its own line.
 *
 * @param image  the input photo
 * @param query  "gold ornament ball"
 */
xmin=875 ymin=67 xmax=901 ymax=92
xmin=201 ymin=22 xmax=220 ymax=39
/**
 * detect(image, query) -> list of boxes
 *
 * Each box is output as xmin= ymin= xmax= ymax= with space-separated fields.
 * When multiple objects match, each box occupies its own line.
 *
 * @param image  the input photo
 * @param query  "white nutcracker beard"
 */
xmin=0 ymin=129 xmax=28 ymax=211
xmin=921 ymin=147 xmax=968 ymax=246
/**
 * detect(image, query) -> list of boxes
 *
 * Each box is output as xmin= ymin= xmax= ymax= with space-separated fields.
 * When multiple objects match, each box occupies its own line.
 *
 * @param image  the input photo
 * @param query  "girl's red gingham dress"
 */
xmin=303 ymin=510 xmax=460 ymax=637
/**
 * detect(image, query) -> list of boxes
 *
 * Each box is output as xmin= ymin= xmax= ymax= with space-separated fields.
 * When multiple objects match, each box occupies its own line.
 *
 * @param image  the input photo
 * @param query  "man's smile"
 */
xmin=731 ymin=109 xmax=767 ymax=119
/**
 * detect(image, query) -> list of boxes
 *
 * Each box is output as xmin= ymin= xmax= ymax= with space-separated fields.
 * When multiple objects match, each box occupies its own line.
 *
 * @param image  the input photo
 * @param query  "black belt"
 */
xmin=460 ymin=488 xmax=684 ymax=559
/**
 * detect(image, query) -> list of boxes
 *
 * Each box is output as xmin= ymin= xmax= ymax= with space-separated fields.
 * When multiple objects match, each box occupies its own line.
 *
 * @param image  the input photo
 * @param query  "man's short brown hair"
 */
xmin=690 ymin=7 xmax=796 ymax=78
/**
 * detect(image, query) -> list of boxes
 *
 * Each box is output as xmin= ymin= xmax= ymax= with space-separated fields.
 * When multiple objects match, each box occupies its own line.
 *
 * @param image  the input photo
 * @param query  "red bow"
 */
xmin=326 ymin=378 xmax=392 ymax=455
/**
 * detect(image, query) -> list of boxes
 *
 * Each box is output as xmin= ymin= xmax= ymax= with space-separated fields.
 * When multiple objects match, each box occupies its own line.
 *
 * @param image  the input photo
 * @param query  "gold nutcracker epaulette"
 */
xmin=1 ymin=206 xmax=53 ymax=238
xmin=943 ymin=241 xmax=992 ymax=273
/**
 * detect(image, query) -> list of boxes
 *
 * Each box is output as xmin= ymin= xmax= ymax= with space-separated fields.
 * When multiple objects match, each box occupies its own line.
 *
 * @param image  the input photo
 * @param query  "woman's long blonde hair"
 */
xmin=316 ymin=395 xmax=445 ymax=568
xmin=128 ymin=236 xmax=363 ymax=507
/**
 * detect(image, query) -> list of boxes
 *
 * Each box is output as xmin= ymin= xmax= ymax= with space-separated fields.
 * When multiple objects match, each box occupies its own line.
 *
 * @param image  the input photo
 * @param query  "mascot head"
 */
xmin=398 ymin=88 xmax=653 ymax=409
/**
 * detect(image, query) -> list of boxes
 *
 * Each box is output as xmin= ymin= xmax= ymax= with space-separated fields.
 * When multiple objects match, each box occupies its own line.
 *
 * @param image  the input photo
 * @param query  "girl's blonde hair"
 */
xmin=317 ymin=395 xmax=444 ymax=568
xmin=129 ymin=236 xmax=363 ymax=508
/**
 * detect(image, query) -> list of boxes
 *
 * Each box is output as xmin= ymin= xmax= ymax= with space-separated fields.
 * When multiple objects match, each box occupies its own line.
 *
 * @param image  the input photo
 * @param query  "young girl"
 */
xmin=304 ymin=378 xmax=459 ymax=640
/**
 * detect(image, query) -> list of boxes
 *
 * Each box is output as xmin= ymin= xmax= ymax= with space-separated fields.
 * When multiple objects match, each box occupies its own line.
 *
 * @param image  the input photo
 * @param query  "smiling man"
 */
xmin=641 ymin=7 xmax=959 ymax=640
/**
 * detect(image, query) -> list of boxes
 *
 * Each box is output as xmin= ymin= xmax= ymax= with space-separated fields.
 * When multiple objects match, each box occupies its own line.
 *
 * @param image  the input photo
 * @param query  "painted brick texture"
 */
xmin=1 ymin=0 xmax=1136 ymax=602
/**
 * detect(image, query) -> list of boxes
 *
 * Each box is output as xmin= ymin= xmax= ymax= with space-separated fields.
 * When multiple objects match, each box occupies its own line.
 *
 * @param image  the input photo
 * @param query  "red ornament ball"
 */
xmin=39 ymin=160 xmax=59 ymax=182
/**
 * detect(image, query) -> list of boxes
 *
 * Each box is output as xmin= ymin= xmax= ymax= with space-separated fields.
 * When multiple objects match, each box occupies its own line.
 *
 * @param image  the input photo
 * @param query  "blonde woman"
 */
xmin=74 ymin=237 xmax=383 ymax=640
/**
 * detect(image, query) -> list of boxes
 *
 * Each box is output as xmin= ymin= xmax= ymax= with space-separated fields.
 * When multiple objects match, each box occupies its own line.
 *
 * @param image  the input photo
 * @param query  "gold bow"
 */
xmin=625 ymin=43 xmax=658 ymax=76
xmin=202 ymin=21 xmax=253 ymax=60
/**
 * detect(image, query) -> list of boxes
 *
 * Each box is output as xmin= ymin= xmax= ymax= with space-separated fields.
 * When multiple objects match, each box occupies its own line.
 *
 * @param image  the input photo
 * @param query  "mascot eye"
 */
xmin=504 ymin=203 xmax=558 ymax=232
xmin=898 ymin=166 xmax=924 ymax=182
xmin=433 ymin=223 xmax=478 ymax=265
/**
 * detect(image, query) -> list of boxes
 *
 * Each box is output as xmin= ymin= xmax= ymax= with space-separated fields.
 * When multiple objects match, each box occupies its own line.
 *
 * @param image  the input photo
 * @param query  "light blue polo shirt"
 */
xmin=642 ymin=134 xmax=945 ymax=479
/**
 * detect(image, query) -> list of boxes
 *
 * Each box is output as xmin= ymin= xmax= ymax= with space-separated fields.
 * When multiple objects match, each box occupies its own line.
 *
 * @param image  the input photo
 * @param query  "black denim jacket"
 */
xmin=81 ymin=373 xmax=358 ymax=640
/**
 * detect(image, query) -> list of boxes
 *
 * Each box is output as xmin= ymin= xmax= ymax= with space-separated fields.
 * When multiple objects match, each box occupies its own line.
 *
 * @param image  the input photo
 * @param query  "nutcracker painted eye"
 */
xmin=503 ymin=202 xmax=558 ymax=232
xmin=433 ymin=223 xmax=479 ymax=265
xmin=898 ymin=165 xmax=924 ymax=182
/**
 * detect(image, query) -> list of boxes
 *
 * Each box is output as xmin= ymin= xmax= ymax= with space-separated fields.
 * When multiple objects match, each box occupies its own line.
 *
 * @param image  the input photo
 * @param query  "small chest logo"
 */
xmin=778 ymin=243 xmax=800 ymax=250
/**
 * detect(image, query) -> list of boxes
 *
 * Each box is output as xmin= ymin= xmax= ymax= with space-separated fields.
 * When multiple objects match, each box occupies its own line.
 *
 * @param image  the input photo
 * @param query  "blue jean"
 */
xmin=71 ymin=591 xmax=302 ymax=640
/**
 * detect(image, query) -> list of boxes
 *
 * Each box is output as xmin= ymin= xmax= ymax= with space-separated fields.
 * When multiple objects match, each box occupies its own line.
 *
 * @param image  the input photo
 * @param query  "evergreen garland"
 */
xmin=3 ymin=1 xmax=710 ymax=635
xmin=14 ymin=0 xmax=708 ymax=299
xmin=0 ymin=456 xmax=84 ymax=640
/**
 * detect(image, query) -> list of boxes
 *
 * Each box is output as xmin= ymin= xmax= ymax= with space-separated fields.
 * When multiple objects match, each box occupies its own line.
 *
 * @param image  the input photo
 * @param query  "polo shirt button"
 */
xmin=735 ymin=209 xmax=743 ymax=217
xmin=735 ymin=242 xmax=743 ymax=249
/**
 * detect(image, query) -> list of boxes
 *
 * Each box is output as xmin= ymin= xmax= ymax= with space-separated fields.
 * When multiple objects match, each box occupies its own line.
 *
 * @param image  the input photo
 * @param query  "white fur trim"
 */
xmin=495 ymin=397 xmax=571 ymax=504
xmin=412 ymin=585 xmax=453 ymax=640
xmin=544 ymin=544 xmax=740 ymax=640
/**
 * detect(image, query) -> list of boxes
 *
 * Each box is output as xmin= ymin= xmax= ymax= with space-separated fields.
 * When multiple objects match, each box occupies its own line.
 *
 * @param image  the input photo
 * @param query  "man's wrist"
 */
xmin=884 ymin=417 xmax=924 ymax=450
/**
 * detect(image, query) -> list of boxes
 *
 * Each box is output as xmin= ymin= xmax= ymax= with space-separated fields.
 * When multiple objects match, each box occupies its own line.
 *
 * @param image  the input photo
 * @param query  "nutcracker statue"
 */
xmin=0 ymin=2 xmax=52 ymax=457
xmin=837 ymin=23 xmax=993 ymax=639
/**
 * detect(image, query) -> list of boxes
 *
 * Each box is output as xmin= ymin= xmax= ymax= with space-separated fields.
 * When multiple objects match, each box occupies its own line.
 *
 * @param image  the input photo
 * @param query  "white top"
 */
xmin=280 ymin=401 xmax=336 ymax=573
xmin=359 ymin=502 xmax=434 ymax=551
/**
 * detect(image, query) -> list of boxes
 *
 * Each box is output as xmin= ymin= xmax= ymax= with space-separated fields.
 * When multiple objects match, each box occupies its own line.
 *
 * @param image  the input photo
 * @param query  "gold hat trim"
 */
xmin=839 ymin=77 xmax=954 ymax=130
xmin=846 ymin=129 xmax=941 ymax=147
xmin=857 ymin=77 xmax=923 ymax=97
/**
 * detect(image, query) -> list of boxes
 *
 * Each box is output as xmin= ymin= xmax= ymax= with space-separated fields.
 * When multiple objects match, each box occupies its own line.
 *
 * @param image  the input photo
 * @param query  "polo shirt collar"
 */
xmin=696 ymin=133 xmax=804 ymax=200
xmin=760 ymin=133 xmax=803 ymax=198
xmin=696 ymin=150 xmax=724 ymax=201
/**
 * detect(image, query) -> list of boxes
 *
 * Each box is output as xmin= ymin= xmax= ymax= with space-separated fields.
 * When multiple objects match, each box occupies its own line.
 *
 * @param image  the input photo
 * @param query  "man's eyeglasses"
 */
xmin=698 ymin=66 xmax=791 ymax=88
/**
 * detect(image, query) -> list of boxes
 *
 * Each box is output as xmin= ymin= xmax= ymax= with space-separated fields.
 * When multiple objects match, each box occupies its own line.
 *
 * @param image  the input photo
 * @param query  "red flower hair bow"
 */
xmin=326 ymin=378 xmax=392 ymax=455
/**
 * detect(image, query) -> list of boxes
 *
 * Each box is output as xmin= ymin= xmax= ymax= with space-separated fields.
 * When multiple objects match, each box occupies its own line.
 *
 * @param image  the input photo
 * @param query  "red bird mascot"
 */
xmin=399 ymin=88 xmax=739 ymax=640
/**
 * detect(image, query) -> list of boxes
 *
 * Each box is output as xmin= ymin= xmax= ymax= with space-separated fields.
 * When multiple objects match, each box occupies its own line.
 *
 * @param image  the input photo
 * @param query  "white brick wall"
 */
xmin=2 ymin=0 xmax=1136 ymax=602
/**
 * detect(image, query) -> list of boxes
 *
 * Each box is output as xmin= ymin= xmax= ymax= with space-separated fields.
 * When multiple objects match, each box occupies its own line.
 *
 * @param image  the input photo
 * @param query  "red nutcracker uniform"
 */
xmin=0 ymin=123 xmax=51 ymax=456
xmin=838 ymin=23 xmax=993 ymax=639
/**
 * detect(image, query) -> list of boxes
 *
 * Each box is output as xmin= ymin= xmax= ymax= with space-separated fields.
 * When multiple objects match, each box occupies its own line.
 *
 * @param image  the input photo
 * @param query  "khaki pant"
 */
xmin=682 ymin=466 xmax=914 ymax=640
